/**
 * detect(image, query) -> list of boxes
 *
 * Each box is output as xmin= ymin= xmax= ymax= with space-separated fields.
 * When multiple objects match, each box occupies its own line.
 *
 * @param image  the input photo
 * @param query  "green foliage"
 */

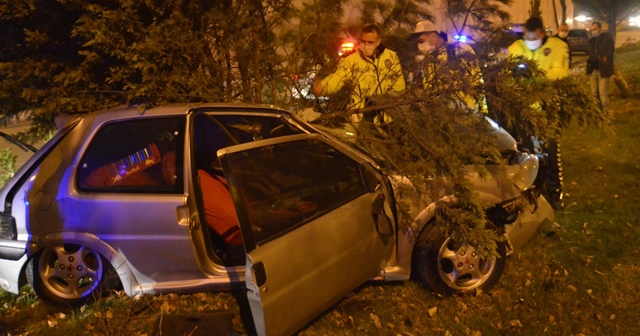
xmin=0 ymin=148 xmax=17 ymax=186
xmin=529 ymin=0 xmax=541 ymax=18
xmin=0 ymin=0 xmax=610 ymax=258
xmin=444 ymin=0 xmax=512 ymax=38
xmin=482 ymin=55 xmax=611 ymax=144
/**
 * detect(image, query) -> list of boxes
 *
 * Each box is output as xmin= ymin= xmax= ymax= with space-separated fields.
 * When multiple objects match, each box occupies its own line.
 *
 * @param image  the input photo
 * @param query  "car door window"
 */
xmin=77 ymin=117 xmax=185 ymax=193
xmin=224 ymin=138 xmax=366 ymax=246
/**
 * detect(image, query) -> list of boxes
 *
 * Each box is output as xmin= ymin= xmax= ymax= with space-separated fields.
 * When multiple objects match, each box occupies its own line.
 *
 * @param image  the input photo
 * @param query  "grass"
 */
xmin=2 ymin=45 xmax=639 ymax=336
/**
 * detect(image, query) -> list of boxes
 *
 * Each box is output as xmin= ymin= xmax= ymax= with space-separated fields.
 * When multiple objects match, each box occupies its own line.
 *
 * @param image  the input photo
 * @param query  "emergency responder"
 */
xmin=554 ymin=22 xmax=571 ymax=68
xmin=312 ymin=23 xmax=405 ymax=123
xmin=508 ymin=17 xmax=569 ymax=210
xmin=407 ymin=20 xmax=484 ymax=111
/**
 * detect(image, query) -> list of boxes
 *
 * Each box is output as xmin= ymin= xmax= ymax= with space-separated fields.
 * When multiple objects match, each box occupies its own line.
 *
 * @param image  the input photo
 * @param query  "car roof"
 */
xmin=80 ymin=103 xmax=293 ymax=125
xmin=568 ymin=29 xmax=588 ymax=35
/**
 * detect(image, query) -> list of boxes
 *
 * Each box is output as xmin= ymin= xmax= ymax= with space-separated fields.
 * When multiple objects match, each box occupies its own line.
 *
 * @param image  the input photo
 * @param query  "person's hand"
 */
xmin=312 ymin=76 xmax=323 ymax=97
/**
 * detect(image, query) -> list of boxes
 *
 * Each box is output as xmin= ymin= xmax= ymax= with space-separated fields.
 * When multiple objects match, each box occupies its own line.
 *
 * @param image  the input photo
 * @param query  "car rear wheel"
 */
xmin=412 ymin=222 xmax=506 ymax=295
xmin=26 ymin=243 xmax=115 ymax=306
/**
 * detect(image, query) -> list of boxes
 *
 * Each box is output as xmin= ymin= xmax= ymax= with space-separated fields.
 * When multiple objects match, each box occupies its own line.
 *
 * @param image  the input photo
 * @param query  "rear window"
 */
xmin=77 ymin=117 xmax=186 ymax=194
xmin=568 ymin=30 xmax=588 ymax=37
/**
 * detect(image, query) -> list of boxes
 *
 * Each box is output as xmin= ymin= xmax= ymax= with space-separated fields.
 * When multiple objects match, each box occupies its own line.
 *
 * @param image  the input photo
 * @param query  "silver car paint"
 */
xmin=0 ymin=103 xmax=553 ymax=301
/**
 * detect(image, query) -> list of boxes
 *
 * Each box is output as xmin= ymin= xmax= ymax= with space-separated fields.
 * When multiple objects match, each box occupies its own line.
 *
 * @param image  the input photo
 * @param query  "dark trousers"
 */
xmin=544 ymin=137 xmax=563 ymax=201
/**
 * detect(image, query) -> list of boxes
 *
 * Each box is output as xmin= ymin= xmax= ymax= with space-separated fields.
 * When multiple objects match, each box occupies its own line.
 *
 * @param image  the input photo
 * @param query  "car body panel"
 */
xmin=0 ymin=103 xmax=552 ymax=334
xmin=567 ymin=29 xmax=590 ymax=54
xmin=217 ymin=134 xmax=396 ymax=336
xmin=504 ymin=194 xmax=554 ymax=251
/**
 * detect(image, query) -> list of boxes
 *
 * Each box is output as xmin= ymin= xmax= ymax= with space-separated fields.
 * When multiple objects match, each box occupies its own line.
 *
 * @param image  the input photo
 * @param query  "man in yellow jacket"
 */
xmin=507 ymin=17 xmax=569 ymax=210
xmin=507 ymin=18 xmax=569 ymax=79
xmin=313 ymin=24 xmax=405 ymax=123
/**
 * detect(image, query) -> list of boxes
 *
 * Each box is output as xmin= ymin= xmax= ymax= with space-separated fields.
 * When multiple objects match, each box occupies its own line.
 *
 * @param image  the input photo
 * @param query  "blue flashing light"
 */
xmin=518 ymin=63 xmax=527 ymax=69
xmin=454 ymin=34 xmax=468 ymax=43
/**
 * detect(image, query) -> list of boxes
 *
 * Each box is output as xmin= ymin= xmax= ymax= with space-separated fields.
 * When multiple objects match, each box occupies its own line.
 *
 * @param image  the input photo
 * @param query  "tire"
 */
xmin=26 ymin=243 xmax=116 ymax=306
xmin=412 ymin=222 xmax=506 ymax=295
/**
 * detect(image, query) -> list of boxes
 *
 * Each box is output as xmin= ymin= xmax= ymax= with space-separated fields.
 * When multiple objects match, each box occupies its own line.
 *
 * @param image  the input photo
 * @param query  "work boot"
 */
xmin=548 ymin=191 xmax=564 ymax=210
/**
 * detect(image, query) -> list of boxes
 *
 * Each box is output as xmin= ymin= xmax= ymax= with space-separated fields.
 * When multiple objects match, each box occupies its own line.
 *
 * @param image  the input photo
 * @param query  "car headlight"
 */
xmin=501 ymin=149 xmax=520 ymax=165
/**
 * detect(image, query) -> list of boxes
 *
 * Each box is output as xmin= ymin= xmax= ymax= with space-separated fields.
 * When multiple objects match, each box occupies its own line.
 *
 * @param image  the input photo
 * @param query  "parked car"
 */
xmin=0 ymin=104 xmax=554 ymax=335
xmin=567 ymin=29 xmax=590 ymax=54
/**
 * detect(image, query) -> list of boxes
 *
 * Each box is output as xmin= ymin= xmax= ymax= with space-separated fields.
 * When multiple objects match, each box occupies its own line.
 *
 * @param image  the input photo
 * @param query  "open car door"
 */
xmin=218 ymin=134 xmax=396 ymax=336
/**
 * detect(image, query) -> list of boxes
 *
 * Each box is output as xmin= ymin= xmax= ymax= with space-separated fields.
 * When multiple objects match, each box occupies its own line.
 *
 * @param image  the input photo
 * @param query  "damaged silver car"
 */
xmin=0 ymin=104 xmax=553 ymax=335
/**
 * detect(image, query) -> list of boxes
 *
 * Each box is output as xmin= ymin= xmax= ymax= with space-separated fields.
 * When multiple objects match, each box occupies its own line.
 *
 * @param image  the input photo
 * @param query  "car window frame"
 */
xmin=75 ymin=116 xmax=186 ymax=195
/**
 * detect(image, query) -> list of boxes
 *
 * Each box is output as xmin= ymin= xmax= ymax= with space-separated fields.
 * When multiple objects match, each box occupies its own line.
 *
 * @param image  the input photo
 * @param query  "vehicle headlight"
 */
xmin=501 ymin=149 xmax=520 ymax=165
xmin=511 ymin=153 xmax=539 ymax=191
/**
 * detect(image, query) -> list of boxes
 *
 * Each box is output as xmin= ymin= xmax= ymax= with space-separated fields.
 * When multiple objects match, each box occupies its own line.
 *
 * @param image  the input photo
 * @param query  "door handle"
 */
xmin=252 ymin=262 xmax=267 ymax=287
xmin=372 ymin=193 xmax=394 ymax=236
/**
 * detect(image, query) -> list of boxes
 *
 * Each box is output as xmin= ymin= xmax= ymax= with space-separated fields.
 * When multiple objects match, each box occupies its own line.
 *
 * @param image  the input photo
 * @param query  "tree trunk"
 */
xmin=552 ymin=0 xmax=559 ymax=28
xmin=607 ymin=2 xmax=617 ymax=43
xmin=559 ymin=0 xmax=567 ymax=23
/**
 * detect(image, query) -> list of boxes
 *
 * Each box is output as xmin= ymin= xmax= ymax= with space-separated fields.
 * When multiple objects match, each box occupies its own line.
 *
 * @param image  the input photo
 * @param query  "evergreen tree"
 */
xmin=0 ymin=0 xmax=609 ymax=244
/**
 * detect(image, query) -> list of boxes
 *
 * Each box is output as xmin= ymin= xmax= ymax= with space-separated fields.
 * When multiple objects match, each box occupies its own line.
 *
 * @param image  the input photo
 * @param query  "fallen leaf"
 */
xmin=428 ymin=306 xmax=438 ymax=317
xmin=525 ymin=280 xmax=531 ymax=286
xmin=610 ymin=314 xmax=616 ymax=320
xmin=370 ymin=313 xmax=382 ymax=329
xmin=567 ymin=285 xmax=578 ymax=292
xmin=549 ymin=315 xmax=556 ymax=323
xmin=508 ymin=320 xmax=523 ymax=328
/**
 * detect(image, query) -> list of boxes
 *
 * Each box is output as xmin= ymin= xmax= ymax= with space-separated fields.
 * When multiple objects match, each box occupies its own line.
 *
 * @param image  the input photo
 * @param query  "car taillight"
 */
xmin=0 ymin=213 xmax=16 ymax=240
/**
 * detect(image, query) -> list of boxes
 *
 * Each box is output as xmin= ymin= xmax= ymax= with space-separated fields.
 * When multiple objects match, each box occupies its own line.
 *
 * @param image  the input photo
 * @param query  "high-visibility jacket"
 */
xmin=507 ymin=36 xmax=569 ymax=79
xmin=320 ymin=46 xmax=405 ymax=115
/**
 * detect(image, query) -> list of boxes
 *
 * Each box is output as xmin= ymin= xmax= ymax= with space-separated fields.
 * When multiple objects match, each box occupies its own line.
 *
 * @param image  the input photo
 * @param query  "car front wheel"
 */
xmin=26 ymin=243 xmax=115 ymax=306
xmin=412 ymin=222 xmax=506 ymax=295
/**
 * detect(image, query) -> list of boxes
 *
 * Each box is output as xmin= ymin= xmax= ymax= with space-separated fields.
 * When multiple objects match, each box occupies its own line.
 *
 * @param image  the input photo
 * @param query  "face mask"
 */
xmin=524 ymin=38 xmax=543 ymax=50
xmin=558 ymin=31 xmax=568 ymax=38
xmin=591 ymin=31 xmax=600 ymax=38
xmin=359 ymin=44 xmax=377 ymax=57
xmin=417 ymin=40 xmax=435 ymax=55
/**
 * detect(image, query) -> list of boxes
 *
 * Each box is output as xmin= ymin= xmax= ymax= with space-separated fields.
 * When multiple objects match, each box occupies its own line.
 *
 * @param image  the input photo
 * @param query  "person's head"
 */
xmin=359 ymin=24 xmax=382 ymax=57
xmin=523 ymin=17 xmax=546 ymax=50
xmin=558 ymin=23 xmax=569 ymax=38
xmin=590 ymin=21 xmax=602 ymax=38
xmin=410 ymin=20 xmax=446 ymax=55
